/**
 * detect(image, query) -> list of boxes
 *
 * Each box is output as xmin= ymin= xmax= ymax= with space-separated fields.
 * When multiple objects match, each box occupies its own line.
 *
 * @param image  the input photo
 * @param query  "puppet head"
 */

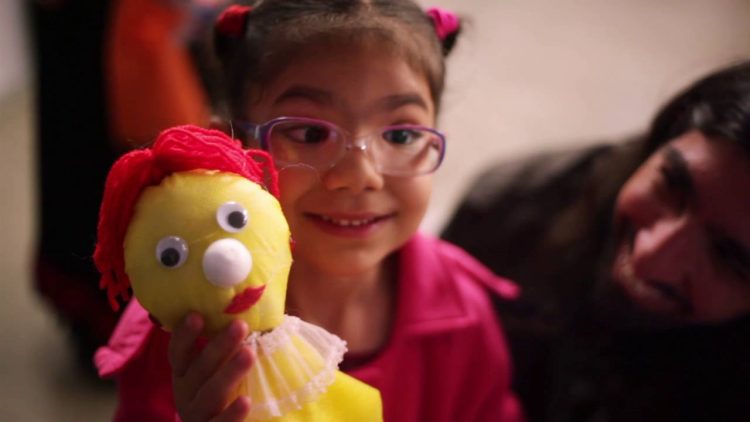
xmin=94 ymin=125 xmax=291 ymax=335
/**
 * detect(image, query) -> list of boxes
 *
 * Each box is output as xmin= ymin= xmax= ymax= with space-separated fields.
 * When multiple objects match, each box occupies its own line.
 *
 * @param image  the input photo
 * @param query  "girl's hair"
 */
xmin=93 ymin=125 xmax=277 ymax=310
xmin=212 ymin=0 xmax=462 ymax=120
xmin=645 ymin=60 xmax=750 ymax=156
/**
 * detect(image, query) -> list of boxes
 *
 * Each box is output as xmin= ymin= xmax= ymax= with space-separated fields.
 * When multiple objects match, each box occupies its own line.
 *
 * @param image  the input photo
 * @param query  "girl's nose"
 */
xmin=202 ymin=238 xmax=253 ymax=287
xmin=630 ymin=215 xmax=698 ymax=284
xmin=321 ymin=139 xmax=385 ymax=192
xmin=346 ymin=136 xmax=368 ymax=152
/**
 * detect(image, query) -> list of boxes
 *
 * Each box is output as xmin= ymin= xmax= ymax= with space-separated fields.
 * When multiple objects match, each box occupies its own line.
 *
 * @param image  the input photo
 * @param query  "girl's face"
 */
xmin=613 ymin=131 xmax=750 ymax=323
xmin=247 ymin=43 xmax=436 ymax=278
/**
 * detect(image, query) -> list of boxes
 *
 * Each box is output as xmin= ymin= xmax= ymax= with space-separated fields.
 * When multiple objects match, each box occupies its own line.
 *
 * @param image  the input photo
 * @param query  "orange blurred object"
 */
xmin=107 ymin=0 xmax=210 ymax=146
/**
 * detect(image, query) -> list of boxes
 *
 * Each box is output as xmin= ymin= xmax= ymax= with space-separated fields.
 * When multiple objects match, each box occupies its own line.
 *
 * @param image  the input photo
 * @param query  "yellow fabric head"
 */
xmin=124 ymin=170 xmax=292 ymax=335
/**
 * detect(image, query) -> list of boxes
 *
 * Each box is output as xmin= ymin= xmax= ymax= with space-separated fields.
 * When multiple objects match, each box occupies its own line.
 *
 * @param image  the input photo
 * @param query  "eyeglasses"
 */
xmin=235 ymin=116 xmax=446 ymax=177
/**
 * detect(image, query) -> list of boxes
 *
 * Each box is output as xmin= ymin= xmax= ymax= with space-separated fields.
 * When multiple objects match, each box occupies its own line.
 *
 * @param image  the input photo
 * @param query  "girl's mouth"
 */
xmin=224 ymin=285 xmax=266 ymax=314
xmin=306 ymin=212 xmax=394 ymax=237
xmin=320 ymin=215 xmax=382 ymax=226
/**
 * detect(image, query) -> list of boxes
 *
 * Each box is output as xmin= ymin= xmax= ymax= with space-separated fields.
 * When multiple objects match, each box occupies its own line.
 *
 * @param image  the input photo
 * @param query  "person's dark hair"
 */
xmin=645 ymin=60 xmax=750 ymax=156
xmin=212 ymin=0 xmax=461 ymax=120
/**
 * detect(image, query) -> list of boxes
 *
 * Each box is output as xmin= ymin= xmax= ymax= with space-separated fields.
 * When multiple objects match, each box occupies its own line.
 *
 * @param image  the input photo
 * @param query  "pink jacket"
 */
xmin=96 ymin=234 xmax=524 ymax=421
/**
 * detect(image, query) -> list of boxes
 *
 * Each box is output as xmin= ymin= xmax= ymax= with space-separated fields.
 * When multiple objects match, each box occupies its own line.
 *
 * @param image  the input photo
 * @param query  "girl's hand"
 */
xmin=169 ymin=313 xmax=254 ymax=422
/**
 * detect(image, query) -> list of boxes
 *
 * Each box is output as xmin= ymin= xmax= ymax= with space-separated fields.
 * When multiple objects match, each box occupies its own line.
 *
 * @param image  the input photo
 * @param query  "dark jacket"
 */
xmin=442 ymin=141 xmax=750 ymax=422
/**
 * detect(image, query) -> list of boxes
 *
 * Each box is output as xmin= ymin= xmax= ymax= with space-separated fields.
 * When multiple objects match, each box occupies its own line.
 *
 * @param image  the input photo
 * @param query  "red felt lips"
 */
xmin=224 ymin=285 xmax=266 ymax=314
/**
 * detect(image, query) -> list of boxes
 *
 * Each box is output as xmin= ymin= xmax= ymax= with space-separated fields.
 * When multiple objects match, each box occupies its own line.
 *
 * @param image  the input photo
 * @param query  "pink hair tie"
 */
xmin=216 ymin=5 xmax=253 ymax=38
xmin=426 ymin=7 xmax=460 ymax=41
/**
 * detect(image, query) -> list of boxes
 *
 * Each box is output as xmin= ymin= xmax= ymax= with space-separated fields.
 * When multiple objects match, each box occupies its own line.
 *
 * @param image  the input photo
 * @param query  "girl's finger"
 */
xmin=182 ymin=319 xmax=249 ymax=391
xmin=168 ymin=312 xmax=204 ymax=377
xmin=210 ymin=395 xmax=252 ymax=422
xmin=194 ymin=347 xmax=254 ymax=421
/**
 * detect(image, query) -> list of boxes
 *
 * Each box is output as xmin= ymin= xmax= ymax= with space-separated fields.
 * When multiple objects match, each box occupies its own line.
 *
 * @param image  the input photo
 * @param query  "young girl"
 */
xmin=95 ymin=1 xmax=523 ymax=421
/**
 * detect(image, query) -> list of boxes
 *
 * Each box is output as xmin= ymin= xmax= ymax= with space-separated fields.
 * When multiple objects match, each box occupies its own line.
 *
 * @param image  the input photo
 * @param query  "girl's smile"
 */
xmin=304 ymin=211 xmax=397 ymax=238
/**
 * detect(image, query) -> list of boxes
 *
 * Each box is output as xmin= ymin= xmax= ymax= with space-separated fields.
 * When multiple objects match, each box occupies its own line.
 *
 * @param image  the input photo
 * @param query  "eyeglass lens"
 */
xmin=266 ymin=120 xmax=444 ymax=176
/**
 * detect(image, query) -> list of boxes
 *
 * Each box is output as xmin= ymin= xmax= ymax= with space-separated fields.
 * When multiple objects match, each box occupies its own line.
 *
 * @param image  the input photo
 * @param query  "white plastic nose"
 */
xmin=202 ymin=238 xmax=253 ymax=288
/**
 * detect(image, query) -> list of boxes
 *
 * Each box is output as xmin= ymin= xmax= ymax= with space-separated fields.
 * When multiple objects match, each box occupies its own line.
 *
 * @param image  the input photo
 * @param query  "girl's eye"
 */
xmin=216 ymin=202 xmax=248 ymax=233
xmin=383 ymin=129 xmax=420 ymax=145
xmin=283 ymin=125 xmax=331 ymax=144
xmin=155 ymin=236 xmax=189 ymax=268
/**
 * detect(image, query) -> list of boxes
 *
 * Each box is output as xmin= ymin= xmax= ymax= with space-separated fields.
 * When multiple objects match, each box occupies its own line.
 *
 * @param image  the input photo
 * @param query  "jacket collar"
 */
xmin=393 ymin=233 xmax=518 ymax=336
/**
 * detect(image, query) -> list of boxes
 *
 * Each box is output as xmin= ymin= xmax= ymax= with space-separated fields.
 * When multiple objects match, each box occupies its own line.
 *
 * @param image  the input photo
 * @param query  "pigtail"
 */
xmin=426 ymin=7 xmax=462 ymax=56
xmin=441 ymin=25 xmax=461 ymax=56
xmin=214 ymin=4 xmax=253 ymax=59
xmin=212 ymin=3 xmax=256 ymax=121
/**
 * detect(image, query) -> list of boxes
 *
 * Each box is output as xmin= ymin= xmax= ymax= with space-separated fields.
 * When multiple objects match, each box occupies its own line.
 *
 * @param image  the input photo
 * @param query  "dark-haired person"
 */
xmin=443 ymin=61 xmax=750 ymax=422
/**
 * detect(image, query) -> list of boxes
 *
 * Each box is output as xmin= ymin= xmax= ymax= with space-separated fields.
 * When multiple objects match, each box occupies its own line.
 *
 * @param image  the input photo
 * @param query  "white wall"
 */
xmin=0 ymin=0 xmax=28 ymax=99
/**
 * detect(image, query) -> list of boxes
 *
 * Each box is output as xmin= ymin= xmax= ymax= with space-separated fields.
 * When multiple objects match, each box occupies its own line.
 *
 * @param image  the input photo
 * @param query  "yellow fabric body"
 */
xmin=124 ymin=171 xmax=292 ymax=335
xmin=262 ymin=372 xmax=383 ymax=422
xmin=237 ymin=369 xmax=383 ymax=422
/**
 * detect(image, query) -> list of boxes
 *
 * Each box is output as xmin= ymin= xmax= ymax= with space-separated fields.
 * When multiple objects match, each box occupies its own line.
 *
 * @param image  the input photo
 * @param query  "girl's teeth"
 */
xmin=321 ymin=216 xmax=373 ymax=226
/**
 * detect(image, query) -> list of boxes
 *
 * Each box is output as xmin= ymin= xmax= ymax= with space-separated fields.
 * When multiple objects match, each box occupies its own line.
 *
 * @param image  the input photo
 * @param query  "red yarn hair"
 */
xmin=93 ymin=125 xmax=278 ymax=310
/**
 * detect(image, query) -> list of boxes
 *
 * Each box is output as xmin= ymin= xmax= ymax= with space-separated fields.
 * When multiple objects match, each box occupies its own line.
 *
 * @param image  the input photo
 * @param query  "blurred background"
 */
xmin=1 ymin=0 xmax=749 ymax=420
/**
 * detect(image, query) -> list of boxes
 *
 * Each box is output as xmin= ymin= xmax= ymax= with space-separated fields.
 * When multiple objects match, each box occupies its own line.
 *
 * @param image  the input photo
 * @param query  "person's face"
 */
xmin=613 ymin=131 xmax=750 ymax=323
xmin=247 ymin=43 xmax=435 ymax=278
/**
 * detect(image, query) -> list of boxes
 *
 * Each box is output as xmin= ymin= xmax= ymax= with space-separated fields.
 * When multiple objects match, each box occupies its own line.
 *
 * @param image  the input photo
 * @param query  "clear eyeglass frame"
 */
xmin=234 ymin=116 xmax=447 ymax=177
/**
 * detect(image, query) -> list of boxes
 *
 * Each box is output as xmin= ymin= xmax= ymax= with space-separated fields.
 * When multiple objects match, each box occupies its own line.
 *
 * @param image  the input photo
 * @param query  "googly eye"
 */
xmin=155 ymin=236 xmax=189 ymax=268
xmin=216 ymin=201 xmax=249 ymax=233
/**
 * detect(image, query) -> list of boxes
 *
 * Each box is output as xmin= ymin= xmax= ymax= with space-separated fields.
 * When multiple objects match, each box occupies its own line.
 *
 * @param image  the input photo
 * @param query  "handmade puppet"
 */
xmin=94 ymin=125 xmax=382 ymax=421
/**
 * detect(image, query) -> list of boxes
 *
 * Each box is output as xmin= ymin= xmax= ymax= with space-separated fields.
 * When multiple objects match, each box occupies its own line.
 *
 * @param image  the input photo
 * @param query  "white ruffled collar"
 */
xmin=240 ymin=315 xmax=347 ymax=421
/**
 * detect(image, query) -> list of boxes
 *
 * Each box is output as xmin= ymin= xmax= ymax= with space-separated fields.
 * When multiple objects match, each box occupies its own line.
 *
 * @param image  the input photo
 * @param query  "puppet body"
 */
xmin=95 ymin=125 xmax=382 ymax=421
